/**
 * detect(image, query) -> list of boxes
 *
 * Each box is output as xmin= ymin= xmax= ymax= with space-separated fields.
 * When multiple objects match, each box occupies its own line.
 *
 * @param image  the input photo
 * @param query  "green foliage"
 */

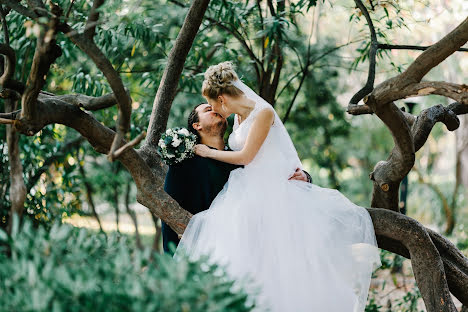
xmin=0 ymin=0 xmax=167 ymax=226
xmin=365 ymin=296 xmax=382 ymax=312
xmin=393 ymin=287 xmax=423 ymax=312
xmin=1 ymin=0 xmax=349 ymax=223
xmin=453 ymin=224 xmax=468 ymax=255
xmin=364 ymin=250 xmax=424 ymax=312
xmin=0 ymin=218 xmax=256 ymax=312
xmin=0 ymin=123 xmax=84 ymax=229
xmin=285 ymin=66 xmax=350 ymax=188
xmin=348 ymin=0 xmax=411 ymax=72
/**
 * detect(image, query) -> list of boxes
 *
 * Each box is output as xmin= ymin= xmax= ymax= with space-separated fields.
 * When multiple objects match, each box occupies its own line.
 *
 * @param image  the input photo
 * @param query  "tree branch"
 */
xmin=395 ymin=81 xmax=468 ymax=105
xmin=368 ymin=101 xmax=415 ymax=210
xmin=11 ymin=97 xmax=191 ymax=234
xmin=448 ymin=101 xmax=468 ymax=115
xmin=84 ymin=0 xmax=104 ymax=39
xmin=20 ymin=2 xmax=62 ymax=121
xmin=412 ymin=103 xmax=461 ymax=152
xmin=398 ymin=17 xmax=468 ymax=85
xmin=378 ymin=43 xmax=468 ymax=53
xmin=25 ymin=136 xmax=85 ymax=192
xmin=38 ymin=90 xmax=126 ymax=111
xmin=0 ymin=117 xmax=14 ymax=124
xmin=145 ymin=0 xmax=211 ymax=148
xmin=375 ymin=221 xmax=468 ymax=306
xmin=125 ymin=181 xmax=142 ymax=249
xmin=77 ymin=151 xmax=106 ymax=234
xmin=427 ymin=228 xmax=468 ymax=305
xmin=368 ymin=208 xmax=458 ymax=311
xmin=26 ymin=0 xmax=45 ymax=11
xmin=0 ymin=108 xmax=20 ymax=119
xmin=204 ymin=17 xmax=262 ymax=82
xmin=4 ymin=97 xmax=26 ymax=233
xmin=60 ymin=23 xmax=132 ymax=160
xmin=346 ymin=103 xmax=373 ymax=115
xmin=112 ymin=131 xmax=146 ymax=159
xmin=0 ymin=0 xmax=38 ymax=19
xmin=0 ymin=43 xmax=15 ymax=85
xmin=282 ymin=68 xmax=307 ymax=123
xmin=349 ymin=0 xmax=378 ymax=105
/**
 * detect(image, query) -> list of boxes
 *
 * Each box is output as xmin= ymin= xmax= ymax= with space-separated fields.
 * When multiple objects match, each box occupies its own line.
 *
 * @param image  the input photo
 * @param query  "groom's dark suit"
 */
xmin=162 ymin=152 xmax=240 ymax=254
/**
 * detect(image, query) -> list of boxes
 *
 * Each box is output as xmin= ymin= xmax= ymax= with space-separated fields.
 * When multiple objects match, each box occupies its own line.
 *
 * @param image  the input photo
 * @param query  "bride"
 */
xmin=175 ymin=61 xmax=381 ymax=312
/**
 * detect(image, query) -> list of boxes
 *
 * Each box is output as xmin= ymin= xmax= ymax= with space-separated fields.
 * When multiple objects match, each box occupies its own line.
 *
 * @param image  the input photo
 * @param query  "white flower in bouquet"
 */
xmin=157 ymin=127 xmax=197 ymax=165
xmin=179 ymin=128 xmax=190 ymax=136
xmin=171 ymin=136 xmax=182 ymax=147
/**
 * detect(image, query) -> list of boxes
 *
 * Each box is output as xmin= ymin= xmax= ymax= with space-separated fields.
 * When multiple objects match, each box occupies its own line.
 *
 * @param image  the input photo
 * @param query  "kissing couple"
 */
xmin=162 ymin=61 xmax=381 ymax=312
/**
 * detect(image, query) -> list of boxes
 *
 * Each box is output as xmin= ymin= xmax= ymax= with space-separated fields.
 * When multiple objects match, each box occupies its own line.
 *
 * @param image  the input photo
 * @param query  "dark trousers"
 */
xmin=162 ymin=221 xmax=180 ymax=255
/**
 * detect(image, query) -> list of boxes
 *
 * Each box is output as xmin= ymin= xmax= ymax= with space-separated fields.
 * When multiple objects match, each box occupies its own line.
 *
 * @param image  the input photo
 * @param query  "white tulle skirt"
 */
xmin=175 ymin=166 xmax=381 ymax=312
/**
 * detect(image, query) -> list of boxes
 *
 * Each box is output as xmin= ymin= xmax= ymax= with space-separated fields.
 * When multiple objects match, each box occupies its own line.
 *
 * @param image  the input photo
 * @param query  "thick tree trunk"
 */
xmin=144 ymin=0 xmax=211 ymax=148
xmin=369 ymin=208 xmax=458 ymax=312
xmin=347 ymin=6 xmax=468 ymax=310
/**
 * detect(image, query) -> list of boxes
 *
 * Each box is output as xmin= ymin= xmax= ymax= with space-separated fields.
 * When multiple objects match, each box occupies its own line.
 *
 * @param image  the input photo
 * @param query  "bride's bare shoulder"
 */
xmin=255 ymin=108 xmax=275 ymax=125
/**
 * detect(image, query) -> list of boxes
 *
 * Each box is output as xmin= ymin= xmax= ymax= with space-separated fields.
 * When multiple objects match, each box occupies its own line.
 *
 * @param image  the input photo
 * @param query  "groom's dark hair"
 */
xmin=187 ymin=103 xmax=204 ymax=142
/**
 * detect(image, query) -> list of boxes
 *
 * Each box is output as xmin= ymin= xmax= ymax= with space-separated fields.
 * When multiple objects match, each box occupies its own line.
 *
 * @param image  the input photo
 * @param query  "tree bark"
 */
xmin=144 ymin=0 xmax=211 ymax=148
xmin=369 ymin=208 xmax=458 ymax=311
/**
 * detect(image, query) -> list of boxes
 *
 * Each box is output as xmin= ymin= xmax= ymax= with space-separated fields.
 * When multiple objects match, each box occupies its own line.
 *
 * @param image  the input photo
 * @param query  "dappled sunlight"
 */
xmin=63 ymin=208 xmax=157 ymax=235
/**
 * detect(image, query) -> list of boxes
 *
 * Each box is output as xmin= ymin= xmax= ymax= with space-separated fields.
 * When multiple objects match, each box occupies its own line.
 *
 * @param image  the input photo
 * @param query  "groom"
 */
xmin=162 ymin=103 xmax=312 ymax=254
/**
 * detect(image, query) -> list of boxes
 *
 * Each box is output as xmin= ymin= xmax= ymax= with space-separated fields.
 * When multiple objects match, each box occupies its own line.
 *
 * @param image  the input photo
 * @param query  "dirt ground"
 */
xmin=370 ymin=259 xmax=463 ymax=311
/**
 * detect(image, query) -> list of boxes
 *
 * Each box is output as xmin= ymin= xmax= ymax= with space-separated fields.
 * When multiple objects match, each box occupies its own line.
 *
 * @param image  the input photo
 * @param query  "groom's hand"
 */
xmin=289 ymin=168 xmax=312 ymax=183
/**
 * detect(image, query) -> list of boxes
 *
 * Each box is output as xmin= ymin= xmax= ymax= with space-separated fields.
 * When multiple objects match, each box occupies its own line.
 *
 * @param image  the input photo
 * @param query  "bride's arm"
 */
xmin=195 ymin=108 xmax=274 ymax=165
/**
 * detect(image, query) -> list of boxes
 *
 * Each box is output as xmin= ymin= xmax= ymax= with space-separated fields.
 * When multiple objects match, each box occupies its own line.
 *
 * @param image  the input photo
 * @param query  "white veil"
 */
xmin=231 ymin=78 xmax=303 ymax=172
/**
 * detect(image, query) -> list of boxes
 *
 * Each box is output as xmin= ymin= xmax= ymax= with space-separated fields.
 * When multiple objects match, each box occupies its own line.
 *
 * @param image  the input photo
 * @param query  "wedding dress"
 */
xmin=175 ymin=79 xmax=381 ymax=312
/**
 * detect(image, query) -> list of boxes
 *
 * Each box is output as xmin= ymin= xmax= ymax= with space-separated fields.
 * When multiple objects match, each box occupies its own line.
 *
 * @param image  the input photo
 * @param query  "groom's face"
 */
xmin=193 ymin=104 xmax=227 ymax=136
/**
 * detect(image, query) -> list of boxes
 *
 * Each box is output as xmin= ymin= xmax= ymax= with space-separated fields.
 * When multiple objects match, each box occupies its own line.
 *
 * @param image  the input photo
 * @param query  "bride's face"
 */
xmin=205 ymin=94 xmax=233 ymax=118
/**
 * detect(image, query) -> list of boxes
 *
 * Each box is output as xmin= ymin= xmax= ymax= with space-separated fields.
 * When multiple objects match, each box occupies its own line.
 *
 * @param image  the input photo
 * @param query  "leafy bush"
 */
xmin=0 ymin=218 xmax=255 ymax=312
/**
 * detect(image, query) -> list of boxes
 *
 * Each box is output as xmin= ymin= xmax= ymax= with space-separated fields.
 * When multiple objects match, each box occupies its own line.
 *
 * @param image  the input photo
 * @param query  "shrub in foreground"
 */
xmin=0 ymin=218 xmax=255 ymax=312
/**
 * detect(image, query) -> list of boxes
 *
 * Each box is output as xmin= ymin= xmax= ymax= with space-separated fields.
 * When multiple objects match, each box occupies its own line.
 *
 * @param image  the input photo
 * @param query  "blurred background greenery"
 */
xmin=0 ymin=0 xmax=467 ymax=310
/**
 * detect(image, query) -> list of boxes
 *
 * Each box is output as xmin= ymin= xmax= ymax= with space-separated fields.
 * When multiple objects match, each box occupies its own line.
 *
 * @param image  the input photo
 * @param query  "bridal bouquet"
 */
xmin=157 ymin=127 xmax=197 ymax=165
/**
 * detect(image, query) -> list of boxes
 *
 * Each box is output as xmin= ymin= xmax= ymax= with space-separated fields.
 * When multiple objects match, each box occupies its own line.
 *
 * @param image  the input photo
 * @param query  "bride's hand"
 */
xmin=194 ymin=144 xmax=212 ymax=158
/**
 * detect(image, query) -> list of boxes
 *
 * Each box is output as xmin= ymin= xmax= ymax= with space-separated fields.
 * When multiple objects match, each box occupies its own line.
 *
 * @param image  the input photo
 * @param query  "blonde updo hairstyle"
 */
xmin=202 ymin=61 xmax=244 ymax=100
